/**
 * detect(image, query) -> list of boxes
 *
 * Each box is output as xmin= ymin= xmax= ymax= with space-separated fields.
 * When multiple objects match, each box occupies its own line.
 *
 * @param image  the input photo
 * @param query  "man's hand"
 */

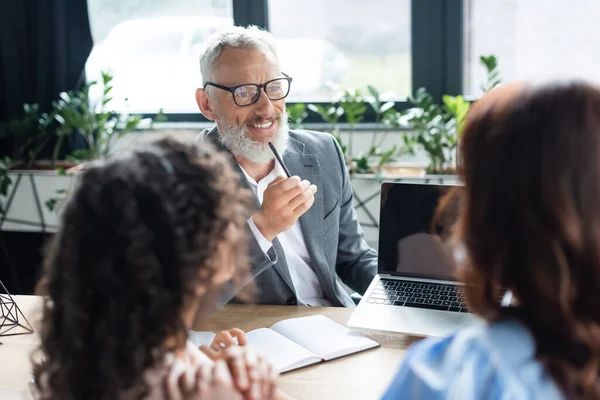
xmin=253 ymin=175 xmax=318 ymax=241
xmin=164 ymin=359 xmax=244 ymax=400
xmin=200 ymin=345 xmax=279 ymax=400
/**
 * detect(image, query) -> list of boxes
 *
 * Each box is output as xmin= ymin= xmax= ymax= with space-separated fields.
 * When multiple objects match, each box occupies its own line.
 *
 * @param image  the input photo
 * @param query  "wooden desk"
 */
xmin=196 ymin=305 xmax=419 ymax=400
xmin=1 ymin=296 xmax=420 ymax=400
xmin=0 ymin=295 xmax=42 ymax=399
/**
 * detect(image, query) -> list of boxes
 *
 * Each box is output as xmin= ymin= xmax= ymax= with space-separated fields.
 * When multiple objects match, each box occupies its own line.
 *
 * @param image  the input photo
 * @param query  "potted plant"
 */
xmin=0 ymin=71 xmax=162 ymax=230
xmin=0 ymin=103 xmax=76 ymax=229
xmin=389 ymin=55 xmax=501 ymax=175
xmin=355 ymin=85 xmax=399 ymax=176
xmin=45 ymin=72 xmax=163 ymax=211
xmin=306 ymin=86 xmax=400 ymax=175
xmin=286 ymin=103 xmax=309 ymax=130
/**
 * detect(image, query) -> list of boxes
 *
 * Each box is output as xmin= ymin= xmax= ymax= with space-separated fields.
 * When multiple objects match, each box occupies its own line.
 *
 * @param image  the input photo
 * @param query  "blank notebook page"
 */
xmin=270 ymin=314 xmax=379 ymax=360
xmin=245 ymin=328 xmax=320 ymax=372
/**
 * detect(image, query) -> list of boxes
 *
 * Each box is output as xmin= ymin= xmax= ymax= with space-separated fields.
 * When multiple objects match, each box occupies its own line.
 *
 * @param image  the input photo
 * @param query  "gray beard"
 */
xmin=217 ymin=111 xmax=289 ymax=164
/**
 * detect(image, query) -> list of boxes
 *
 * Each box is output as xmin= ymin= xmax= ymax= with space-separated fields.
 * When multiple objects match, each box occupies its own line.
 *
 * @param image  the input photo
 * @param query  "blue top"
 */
xmin=382 ymin=320 xmax=566 ymax=400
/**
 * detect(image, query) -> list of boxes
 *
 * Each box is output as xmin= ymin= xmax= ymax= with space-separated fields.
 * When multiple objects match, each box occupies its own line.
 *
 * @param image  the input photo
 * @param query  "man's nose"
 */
xmin=252 ymin=89 xmax=275 ymax=118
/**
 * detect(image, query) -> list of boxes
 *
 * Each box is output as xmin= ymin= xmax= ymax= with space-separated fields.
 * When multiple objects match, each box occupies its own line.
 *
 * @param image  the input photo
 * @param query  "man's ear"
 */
xmin=196 ymin=88 xmax=218 ymax=121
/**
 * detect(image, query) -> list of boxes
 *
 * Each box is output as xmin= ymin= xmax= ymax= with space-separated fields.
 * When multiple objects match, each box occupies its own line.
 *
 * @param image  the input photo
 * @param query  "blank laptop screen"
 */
xmin=378 ymin=182 xmax=462 ymax=281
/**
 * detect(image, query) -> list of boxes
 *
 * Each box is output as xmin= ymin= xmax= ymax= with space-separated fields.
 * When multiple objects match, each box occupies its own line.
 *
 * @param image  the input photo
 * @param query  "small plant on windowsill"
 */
xmin=0 ymin=102 xmax=75 ymax=215
xmin=45 ymin=72 xmax=165 ymax=212
xmin=388 ymin=55 xmax=501 ymax=175
xmin=306 ymin=100 xmax=348 ymax=162
xmin=0 ymin=72 xmax=165 ymax=218
xmin=286 ymin=103 xmax=309 ymax=130
xmin=303 ymin=86 xmax=398 ymax=175
xmin=360 ymin=85 xmax=398 ymax=176
xmin=0 ymin=103 xmax=63 ymax=170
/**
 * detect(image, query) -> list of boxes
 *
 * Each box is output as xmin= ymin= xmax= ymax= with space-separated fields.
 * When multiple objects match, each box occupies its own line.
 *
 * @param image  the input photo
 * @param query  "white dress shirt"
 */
xmin=240 ymin=162 xmax=331 ymax=306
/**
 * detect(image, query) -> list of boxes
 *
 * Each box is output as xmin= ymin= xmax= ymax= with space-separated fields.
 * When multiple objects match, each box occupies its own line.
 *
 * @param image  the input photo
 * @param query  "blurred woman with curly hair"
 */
xmin=32 ymin=137 xmax=281 ymax=399
xmin=383 ymin=81 xmax=600 ymax=400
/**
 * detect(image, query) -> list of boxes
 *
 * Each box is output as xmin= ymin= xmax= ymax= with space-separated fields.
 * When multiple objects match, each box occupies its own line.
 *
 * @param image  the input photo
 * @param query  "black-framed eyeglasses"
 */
xmin=204 ymin=73 xmax=293 ymax=107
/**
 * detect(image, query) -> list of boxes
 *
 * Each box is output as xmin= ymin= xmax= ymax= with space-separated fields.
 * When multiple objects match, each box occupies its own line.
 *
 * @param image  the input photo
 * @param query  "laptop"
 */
xmin=348 ymin=181 xmax=490 ymax=337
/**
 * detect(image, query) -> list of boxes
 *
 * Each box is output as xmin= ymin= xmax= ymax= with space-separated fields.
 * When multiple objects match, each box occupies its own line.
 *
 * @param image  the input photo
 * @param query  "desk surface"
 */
xmin=1 ymin=296 xmax=419 ymax=400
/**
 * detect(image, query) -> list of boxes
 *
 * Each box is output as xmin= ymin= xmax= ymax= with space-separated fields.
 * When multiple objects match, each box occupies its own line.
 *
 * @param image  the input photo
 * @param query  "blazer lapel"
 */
xmin=284 ymin=138 xmax=332 ymax=288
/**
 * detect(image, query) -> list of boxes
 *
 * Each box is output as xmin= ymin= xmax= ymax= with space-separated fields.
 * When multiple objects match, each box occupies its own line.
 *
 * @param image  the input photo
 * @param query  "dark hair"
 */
xmin=455 ymin=81 xmax=600 ymax=399
xmin=32 ymin=137 xmax=254 ymax=399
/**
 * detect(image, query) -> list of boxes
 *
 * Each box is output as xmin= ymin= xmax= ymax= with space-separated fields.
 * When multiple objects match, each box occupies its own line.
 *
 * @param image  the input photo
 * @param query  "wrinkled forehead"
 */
xmin=213 ymin=47 xmax=280 ymax=85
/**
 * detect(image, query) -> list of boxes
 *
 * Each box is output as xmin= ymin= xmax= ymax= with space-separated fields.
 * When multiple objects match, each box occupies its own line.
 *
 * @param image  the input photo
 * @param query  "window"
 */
xmin=86 ymin=0 xmax=233 ymax=113
xmin=269 ymin=0 xmax=411 ymax=102
xmin=464 ymin=0 xmax=600 ymax=96
xmin=84 ymin=0 xmax=422 ymax=117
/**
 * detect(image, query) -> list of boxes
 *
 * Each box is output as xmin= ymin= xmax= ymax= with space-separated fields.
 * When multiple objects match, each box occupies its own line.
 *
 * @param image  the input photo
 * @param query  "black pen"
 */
xmin=268 ymin=142 xmax=291 ymax=178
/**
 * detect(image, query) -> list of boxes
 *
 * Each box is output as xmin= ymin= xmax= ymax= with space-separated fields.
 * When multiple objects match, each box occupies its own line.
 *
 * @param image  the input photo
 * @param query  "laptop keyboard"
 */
xmin=367 ymin=279 xmax=469 ymax=313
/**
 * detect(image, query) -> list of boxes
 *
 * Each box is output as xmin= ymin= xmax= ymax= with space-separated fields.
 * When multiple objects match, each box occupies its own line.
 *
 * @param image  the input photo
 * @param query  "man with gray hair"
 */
xmin=195 ymin=25 xmax=377 ymax=307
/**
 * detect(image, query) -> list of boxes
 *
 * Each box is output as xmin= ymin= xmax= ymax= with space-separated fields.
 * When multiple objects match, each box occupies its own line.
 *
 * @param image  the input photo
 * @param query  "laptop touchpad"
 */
xmin=394 ymin=306 xmax=462 ymax=337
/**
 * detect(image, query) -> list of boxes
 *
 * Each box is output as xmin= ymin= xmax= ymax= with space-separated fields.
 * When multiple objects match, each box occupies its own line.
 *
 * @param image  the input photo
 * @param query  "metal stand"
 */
xmin=0 ymin=279 xmax=34 ymax=340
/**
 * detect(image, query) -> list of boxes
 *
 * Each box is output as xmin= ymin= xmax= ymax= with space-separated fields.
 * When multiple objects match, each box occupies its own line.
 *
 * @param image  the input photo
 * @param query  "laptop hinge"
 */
xmin=378 ymin=274 xmax=460 ymax=286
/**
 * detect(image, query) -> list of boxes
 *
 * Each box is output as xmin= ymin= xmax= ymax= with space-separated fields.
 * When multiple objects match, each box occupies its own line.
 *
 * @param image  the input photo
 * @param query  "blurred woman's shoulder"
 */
xmin=382 ymin=319 xmax=565 ymax=400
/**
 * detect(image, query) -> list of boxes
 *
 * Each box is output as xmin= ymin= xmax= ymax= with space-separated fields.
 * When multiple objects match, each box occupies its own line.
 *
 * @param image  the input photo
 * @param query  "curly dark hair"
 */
xmin=32 ymin=137 xmax=254 ymax=399
xmin=455 ymin=81 xmax=600 ymax=399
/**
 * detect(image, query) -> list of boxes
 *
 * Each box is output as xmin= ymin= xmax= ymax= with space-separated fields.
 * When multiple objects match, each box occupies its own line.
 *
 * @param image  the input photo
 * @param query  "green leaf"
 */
xmin=365 ymin=85 xmax=381 ymax=111
xmin=122 ymin=116 xmax=142 ymax=133
xmin=443 ymin=95 xmax=470 ymax=126
xmin=45 ymin=198 xmax=59 ymax=212
xmin=355 ymin=155 xmax=370 ymax=173
xmin=307 ymin=103 xmax=320 ymax=113
xmin=286 ymin=103 xmax=308 ymax=128
xmin=367 ymin=85 xmax=380 ymax=101
xmin=59 ymin=92 xmax=72 ymax=103
xmin=377 ymin=145 xmax=397 ymax=167
xmin=154 ymin=108 xmax=168 ymax=123
xmin=69 ymin=149 xmax=94 ymax=162
xmin=101 ymin=71 xmax=113 ymax=85
xmin=339 ymin=89 xmax=367 ymax=126
xmin=380 ymin=101 xmax=395 ymax=114
xmin=479 ymin=54 xmax=501 ymax=93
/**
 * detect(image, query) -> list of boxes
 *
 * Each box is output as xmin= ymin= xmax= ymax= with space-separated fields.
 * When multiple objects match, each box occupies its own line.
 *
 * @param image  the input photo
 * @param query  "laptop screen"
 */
xmin=378 ymin=182 xmax=462 ymax=281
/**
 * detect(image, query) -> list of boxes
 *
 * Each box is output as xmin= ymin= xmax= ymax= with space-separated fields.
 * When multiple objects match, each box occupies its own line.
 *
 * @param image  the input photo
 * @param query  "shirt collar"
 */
xmin=238 ymin=159 xmax=285 ymax=187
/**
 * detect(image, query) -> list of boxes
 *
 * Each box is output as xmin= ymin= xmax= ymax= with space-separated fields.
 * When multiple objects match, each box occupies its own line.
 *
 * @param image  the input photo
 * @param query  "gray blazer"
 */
xmin=201 ymin=127 xmax=377 ymax=307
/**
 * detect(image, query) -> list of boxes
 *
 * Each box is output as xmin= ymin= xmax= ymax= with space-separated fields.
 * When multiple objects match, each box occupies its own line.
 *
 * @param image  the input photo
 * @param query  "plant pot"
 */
xmin=9 ymin=160 xmax=77 ymax=171
xmin=380 ymin=164 xmax=426 ymax=177
xmin=426 ymin=167 xmax=457 ymax=175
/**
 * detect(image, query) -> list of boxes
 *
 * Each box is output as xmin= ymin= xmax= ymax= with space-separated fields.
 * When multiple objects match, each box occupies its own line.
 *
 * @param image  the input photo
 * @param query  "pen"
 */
xmin=268 ymin=142 xmax=292 ymax=178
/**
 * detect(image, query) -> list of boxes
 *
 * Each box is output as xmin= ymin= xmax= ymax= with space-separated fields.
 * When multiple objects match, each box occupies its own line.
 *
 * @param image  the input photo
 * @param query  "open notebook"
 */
xmin=189 ymin=315 xmax=379 ymax=373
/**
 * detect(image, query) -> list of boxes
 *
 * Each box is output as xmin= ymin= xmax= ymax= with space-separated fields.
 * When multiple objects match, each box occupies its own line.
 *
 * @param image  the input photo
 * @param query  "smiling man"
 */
xmin=195 ymin=25 xmax=377 ymax=307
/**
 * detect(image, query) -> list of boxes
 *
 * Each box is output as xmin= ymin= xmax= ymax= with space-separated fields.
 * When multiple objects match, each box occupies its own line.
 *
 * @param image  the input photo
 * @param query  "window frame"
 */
xmin=139 ymin=0 xmax=464 ymax=124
